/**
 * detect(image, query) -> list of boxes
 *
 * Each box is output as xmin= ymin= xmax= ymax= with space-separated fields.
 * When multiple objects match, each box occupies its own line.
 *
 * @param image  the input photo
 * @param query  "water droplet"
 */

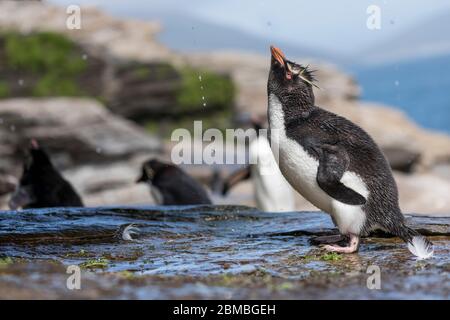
xmin=202 ymin=96 xmax=205 ymax=100
xmin=18 ymin=79 xmax=24 ymax=86
xmin=82 ymin=54 xmax=88 ymax=60
xmin=203 ymin=103 xmax=207 ymax=107
xmin=200 ymin=86 xmax=204 ymax=90
xmin=198 ymin=75 xmax=202 ymax=81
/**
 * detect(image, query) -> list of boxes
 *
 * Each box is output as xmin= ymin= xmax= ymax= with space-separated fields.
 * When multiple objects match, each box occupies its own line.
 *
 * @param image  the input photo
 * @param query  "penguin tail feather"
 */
xmin=397 ymin=225 xmax=433 ymax=260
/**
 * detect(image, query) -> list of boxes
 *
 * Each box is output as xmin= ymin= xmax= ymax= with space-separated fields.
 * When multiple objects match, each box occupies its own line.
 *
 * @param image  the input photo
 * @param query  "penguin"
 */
xmin=136 ymin=158 xmax=212 ymax=205
xmin=266 ymin=46 xmax=433 ymax=259
xmin=9 ymin=140 xmax=83 ymax=209
xmin=222 ymin=115 xmax=295 ymax=212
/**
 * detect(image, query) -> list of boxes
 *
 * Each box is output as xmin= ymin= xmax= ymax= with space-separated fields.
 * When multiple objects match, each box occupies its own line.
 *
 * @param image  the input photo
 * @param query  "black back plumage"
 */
xmin=15 ymin=146 xmax=83 ymax=209
xmin=137 ymin=159 xmax=212 ymax=205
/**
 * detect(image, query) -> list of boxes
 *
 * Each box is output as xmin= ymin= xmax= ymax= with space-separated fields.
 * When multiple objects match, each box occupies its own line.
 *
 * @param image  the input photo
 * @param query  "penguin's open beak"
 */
xmin=271 ymin=46 xmax=292 ymax=80
xmin=270 ymin=45 xmax=286 ymax=67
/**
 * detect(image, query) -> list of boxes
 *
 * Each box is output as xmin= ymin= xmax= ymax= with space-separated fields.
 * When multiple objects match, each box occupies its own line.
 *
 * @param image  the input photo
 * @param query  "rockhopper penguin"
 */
xmin=221 ymin=115 xmax=295 ymax=212
xmin=9 ymin=140 xmax=83 ymax=209
xmin=137 ymin=158 xmax=212 ymax=205
xmin=267 ymin=46 xmax=433 ymax=259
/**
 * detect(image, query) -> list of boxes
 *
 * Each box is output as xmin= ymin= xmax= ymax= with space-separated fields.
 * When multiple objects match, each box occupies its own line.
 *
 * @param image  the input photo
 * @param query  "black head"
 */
xmin=19 ymin=140 xmax=54 ymax=186
xmin=268 ymin=46 xmax=317 ymax=106
xmin=136 ymin=158 xmax=170 ymax=183
xmin=9 ymin=140 xmax=59 ymax=209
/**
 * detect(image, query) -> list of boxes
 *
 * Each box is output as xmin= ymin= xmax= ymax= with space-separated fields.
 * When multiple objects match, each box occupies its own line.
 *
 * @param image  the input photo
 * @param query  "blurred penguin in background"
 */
xmin=221 ymin=114 xmax=295 ymax=212
xmin=9 ymin=140 xmax=83 ymax=209
xmin=137 ymin=158 xmax=212 ymax=205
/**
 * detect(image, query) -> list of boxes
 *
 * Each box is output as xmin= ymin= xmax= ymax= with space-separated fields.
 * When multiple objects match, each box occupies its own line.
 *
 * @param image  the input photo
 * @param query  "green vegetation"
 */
xmin=176 ymin=67 xmax=235 ymax=113
xmin=144 ymin=66 xmax=235 ymax=138
xmin=0 ymin=81 xmax=9 ymax=98
xmin=0 ymin=32 xmax=237 ymax=136
xmin=290 ymin=251 xmax=343 ymax=263
xmin=2 ymin=31 xmax=86 ymax=96
xmin=132 ymin=66 xmax=151 ymax=79
xmin=0 ymin=257 xmax=14 ymax=267
xmin=33 ymin=73 xmax=81 ymax=96
xmin=320 ymin=252 xmax=342 ymax=261
xmin=79 ymin=258 xmax=109 ymax=270
xmin=65 ymin=249 xmax=94 ymax=258
xmin=117 ymin=270 xmax=137 ymax=279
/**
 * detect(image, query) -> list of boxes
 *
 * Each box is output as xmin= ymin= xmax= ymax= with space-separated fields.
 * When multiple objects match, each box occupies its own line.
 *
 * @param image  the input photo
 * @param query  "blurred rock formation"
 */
xmin=0 ymin=1 xmax=449 ymax=214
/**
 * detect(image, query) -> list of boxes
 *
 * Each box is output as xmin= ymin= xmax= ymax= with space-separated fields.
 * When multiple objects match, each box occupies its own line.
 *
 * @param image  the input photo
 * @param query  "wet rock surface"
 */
xmin=0 ymin=206 xmax=448 ymax=299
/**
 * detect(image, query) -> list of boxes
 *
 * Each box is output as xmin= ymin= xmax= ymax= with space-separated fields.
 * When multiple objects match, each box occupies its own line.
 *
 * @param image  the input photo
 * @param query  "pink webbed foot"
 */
xmin=323 ymin=234 xmax=360 ymax=254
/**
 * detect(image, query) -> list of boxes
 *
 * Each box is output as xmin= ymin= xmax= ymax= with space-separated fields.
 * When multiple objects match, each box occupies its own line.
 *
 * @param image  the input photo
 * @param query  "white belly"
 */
xmin=268 ymin=94 xmax=368 ymax=235
xmin=249 ymin=136 xmax=295 ymax=212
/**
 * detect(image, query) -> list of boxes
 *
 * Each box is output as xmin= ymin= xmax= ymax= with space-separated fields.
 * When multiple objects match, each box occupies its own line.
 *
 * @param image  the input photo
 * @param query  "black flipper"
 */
xmin=315 ymin=144 xmax=366 ymax=206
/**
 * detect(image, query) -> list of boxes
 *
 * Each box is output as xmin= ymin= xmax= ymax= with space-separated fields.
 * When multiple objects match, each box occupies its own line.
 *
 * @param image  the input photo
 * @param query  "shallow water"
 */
xmin=0 ymin=206 xmax=449 ymax=299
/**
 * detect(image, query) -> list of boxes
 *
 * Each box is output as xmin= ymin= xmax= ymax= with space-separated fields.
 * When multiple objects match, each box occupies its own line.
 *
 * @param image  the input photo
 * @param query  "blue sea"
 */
xmin=354 ymin=55 xmax=450 ymax=134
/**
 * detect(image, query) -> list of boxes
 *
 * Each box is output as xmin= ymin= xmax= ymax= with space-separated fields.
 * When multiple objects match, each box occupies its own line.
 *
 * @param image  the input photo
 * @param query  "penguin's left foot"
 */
xmin=323 ymin=234 xmax=359 ymax=254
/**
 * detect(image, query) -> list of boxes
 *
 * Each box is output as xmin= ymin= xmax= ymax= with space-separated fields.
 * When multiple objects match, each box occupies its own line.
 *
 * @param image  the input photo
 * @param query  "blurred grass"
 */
xmin=0 ymin=32 xmax=236 ymax=136
xmin=0 ymin=81 xmax=9 ymax=98
xmin=144 ymin=67 xmax=235 ymax=137
xmin=176 ymin=67 xmax=235 ymax=113
xmin=2 ymin=31 xmax=86 ymax=96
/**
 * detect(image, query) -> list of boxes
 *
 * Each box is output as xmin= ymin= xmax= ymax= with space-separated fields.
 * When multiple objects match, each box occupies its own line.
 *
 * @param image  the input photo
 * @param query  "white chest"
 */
xmin=267 ymin=94 xmax=368 ymax=235
xmin=268 ymin=94 xmax=331 ymax=212
xmin=249 ymin=136 xmax=295 ymax=212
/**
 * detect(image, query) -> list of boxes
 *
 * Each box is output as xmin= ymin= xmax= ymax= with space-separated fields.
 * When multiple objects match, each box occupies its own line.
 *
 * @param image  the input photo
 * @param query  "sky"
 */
xmin=49 ymin=0 xmax=450 ymax=56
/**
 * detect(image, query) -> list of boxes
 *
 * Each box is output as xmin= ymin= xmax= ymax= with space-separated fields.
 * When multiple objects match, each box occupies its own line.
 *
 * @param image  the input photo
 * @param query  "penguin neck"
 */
xmin=268 ymin=92 xmax=315 ymax=130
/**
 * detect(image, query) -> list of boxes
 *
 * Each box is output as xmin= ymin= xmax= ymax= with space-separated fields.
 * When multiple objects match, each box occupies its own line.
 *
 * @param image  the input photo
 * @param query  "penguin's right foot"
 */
xmin=323 ymin=234 xmax=359 ymax=254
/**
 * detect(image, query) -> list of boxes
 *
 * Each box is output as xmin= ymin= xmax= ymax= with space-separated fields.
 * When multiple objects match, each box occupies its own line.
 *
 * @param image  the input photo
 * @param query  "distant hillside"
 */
xmin=360 ymin=11 xmax=450 ymax=65
xmin=154 ymin=12 xmax=350 ymax=65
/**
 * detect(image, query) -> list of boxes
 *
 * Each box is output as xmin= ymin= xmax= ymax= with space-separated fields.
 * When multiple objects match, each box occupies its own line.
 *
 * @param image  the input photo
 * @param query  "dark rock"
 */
xmin=0 ymin=174 xmax=16 ymax=196
xmin=382 ymin=147 xmax=421 ymax=173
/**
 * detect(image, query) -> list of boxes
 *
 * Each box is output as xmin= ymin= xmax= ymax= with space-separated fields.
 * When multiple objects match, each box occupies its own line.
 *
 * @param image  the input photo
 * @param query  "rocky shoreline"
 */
xmin=0 ymin=206 xmax=449 ymax=299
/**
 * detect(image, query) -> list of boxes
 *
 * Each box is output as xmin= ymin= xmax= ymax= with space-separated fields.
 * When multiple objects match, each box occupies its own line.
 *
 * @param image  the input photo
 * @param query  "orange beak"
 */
xmin=270 ymin=45 xmax=286 ymax=66
xmin=271 ymin=45 xmax=292 ymax=79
